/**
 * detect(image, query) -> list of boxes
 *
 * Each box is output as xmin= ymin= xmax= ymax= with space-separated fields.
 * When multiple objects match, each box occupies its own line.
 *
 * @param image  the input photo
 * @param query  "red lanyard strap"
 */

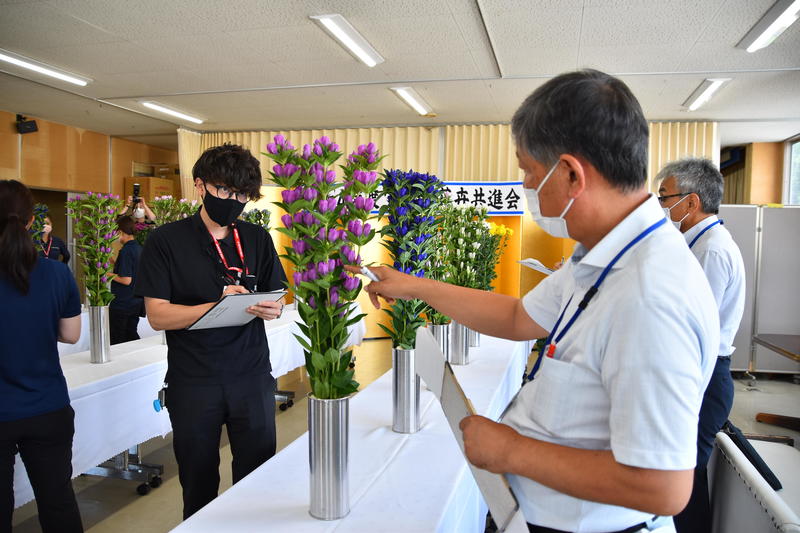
xmin=41 ymin=238 xmax=53 ymax=257
xmin=208 ymin=225 xmax=249 ymax=282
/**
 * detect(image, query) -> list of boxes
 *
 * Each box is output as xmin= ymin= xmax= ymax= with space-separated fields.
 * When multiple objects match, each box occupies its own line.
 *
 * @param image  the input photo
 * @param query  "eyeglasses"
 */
xmin=657 ymin=192 xmax=691 ymax=204
xmin=205 ymin=183 xmax=249 ymax=203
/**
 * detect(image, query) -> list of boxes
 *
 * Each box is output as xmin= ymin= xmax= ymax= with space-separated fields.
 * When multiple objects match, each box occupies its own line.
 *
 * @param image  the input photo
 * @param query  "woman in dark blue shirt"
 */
xmin=110 ymin=215 xmax=144 ymax=345
xmin=0 ymin=180 xmax=83 ymax=533
xmin=39 ymin=215 xmax=71 ymax=263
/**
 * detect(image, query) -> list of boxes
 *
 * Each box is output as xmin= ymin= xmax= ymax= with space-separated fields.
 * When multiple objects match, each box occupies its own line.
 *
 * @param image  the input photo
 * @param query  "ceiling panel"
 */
xmin=0 ymin=0 xmax=797 ymax=151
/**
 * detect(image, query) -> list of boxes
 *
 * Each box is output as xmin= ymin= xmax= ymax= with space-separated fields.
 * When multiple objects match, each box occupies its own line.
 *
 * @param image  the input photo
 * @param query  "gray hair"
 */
xmin=655 ymin=158 xmax=723 ymax=214
xmin=511 ymin=69 xmax=649 ymax=192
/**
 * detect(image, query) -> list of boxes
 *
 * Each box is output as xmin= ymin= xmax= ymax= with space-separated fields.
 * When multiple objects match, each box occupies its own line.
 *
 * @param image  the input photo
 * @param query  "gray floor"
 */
xmin=11 ymin=345 xmax=800 ymax=532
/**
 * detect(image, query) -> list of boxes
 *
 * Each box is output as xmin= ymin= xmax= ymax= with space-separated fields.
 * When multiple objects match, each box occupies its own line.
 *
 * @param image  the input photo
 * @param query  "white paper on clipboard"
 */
xmin=415 ymin=328 xmax=527 ymax=533
xmin=187 ymin=290 xmax=286 ymax=330
xmin=517 ymin=258 xmax=554 ymax=275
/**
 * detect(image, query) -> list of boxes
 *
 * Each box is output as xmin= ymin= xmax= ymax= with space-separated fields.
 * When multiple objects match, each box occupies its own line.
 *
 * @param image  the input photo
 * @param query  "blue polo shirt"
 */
xmin=0 ymin=257 xmax=81 ymax=422
xmin=111 ymin=239 xmax=143 ymax=314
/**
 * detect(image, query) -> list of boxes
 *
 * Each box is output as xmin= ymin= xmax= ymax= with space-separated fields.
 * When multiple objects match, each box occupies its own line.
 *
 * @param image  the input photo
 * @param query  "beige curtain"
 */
xmin=177 ymin=128 xmax=202 ymax=199
xmin=444 ymin=124 xmax=521 ymax=181
xmin=648 ymin=121 xmax=719 ymax=189
xmin=200 ymin=126 xmax=441 ymax=180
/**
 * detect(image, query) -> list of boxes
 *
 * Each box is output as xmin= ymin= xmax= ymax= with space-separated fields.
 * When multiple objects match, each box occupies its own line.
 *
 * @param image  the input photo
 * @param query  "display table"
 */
xmin=173 ymin=335 xmax=530 ymax=533
xmin=14 ymin=307 xmax=366 ymax=507
xmin=57 ymin=310 xmax=160 ymax=356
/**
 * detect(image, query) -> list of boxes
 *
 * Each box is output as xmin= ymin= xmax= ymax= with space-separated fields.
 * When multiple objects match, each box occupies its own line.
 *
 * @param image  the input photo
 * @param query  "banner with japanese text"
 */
xmin=369 ymin=181 xmax=524 ymax=215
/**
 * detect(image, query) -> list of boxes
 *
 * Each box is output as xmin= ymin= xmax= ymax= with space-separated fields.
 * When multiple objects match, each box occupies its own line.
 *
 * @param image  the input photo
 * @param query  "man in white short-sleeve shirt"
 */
xmin=347 ymin=70 xmax=719 ymax=533
xmin=657 ymin=158 xmax=745 ymax=533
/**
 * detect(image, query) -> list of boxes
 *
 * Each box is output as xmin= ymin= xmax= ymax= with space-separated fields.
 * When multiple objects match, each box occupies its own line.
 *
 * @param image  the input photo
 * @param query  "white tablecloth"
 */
xmin=173 ymin=335 xmax=530 ymax=533
xmin=57 ymin=310 xmax=160 ymax=356
xmin=14 ymin=307 xmax=367 ymax=507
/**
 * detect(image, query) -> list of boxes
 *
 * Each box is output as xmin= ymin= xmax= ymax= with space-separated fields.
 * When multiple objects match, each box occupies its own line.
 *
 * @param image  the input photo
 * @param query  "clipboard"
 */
xmin=187 ymin=290 xmax=286 ymax=330
xmin=415 ymin=328 xmax=528 ymax=533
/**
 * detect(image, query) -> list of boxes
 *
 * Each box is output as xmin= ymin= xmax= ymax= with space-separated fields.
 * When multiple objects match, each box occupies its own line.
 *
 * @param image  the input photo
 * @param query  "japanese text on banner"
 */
xmin=369 ymin=181 xmax=524 ymax=216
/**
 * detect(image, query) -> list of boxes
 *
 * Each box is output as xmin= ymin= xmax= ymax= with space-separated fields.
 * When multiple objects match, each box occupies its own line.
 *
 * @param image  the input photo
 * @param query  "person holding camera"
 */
xmin=0 ymin=180 xmax=83 ymax=533
xmin=134 ymin=144 xmax=287 ymax=519
xmin=121 ymin=184 xmax=156 ymax=224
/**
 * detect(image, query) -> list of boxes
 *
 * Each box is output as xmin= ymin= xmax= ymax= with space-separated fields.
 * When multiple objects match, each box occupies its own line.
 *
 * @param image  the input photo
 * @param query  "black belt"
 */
xmin=717 ymin=355 xmax=731 ymax=360
xmin=527 ymin=520 xmax=648 ymax=533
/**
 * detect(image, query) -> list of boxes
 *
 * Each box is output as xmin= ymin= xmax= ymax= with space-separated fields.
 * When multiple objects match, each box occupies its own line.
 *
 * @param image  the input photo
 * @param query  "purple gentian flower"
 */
xmin=293 ymin=272 xmax=303 ymax=287
xmin=293 ymin=240 xmax=308 ymax=255
xmin=303 ymin=188 xmax=318 ymax=201
xmin=343 ymin=275 xmax=359 ymax=291
xmin=281 ymin=214 xmax=293 ymax=228
xmin=329 ymin=287 xmax=339 ymax=306
xmin=266 ymin=142 xmax=278 ymax=154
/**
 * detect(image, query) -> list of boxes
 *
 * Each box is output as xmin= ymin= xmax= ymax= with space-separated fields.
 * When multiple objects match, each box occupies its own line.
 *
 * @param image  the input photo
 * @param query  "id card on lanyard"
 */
xmin=208 ymin=224 xmax=250 ymax=285
xmin=526 ymin=217 xmax=667 ymax=382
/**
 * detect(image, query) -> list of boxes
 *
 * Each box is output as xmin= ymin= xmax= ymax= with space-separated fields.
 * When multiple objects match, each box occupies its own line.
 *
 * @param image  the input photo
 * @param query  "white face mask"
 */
xmin=524 ymin=161 xmax=575 ymax=239
xmin=43 ymin=224 xmax=52 ymax=234
xmin=133 ymin=208 xmax=146 ymax=219
xmin=662 ymin=194 xmax=689 ymax=231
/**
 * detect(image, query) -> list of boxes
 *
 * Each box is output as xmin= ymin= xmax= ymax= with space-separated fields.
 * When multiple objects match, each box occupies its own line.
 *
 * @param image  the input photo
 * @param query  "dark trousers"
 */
xmin=109 ymin=308 xmax=140 ymax=345
xmin=674 ymin=356 xmax=734 ymax=533
xmin=0 ymin=406 xmax=83 ymax=533
xmin=167 ymin=372 xmax=276 ymax=519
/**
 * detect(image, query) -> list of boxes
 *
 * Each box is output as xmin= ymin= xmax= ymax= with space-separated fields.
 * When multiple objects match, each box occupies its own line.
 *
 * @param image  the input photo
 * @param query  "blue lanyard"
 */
xmin=688 ymin=219 xmax=722 ymax=249
xmin=527 ymin=217 xmax=668 ymax=381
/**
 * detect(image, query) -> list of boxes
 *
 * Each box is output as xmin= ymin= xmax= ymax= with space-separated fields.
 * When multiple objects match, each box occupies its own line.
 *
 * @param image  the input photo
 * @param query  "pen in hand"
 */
xmin=360 ymin=265 xmax=380 ymax=282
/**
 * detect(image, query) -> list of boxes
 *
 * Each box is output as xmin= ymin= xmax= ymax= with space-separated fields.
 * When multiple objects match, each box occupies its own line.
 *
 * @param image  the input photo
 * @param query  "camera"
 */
xmin=132 ymin=183 xmax=141 ymax=204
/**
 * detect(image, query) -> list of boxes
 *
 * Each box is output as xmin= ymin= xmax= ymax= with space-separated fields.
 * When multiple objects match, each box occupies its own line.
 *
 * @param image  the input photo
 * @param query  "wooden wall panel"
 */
xmin=111 ymin=138 xmax=178 ymax=197
xmin=745 ymin=142 xmax=784 ymax=204
xmin=20 ymin=119 xmax=108 ymax=192
xmin=0 ymin=111 xmax=20 ymax=179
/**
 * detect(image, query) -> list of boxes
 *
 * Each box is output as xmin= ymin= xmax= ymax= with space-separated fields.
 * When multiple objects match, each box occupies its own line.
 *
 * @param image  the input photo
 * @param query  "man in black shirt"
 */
xmin=135 ymin=144 xmax=287 ymax=519
xmin=110 ymin=215 xmax=143 ymax=344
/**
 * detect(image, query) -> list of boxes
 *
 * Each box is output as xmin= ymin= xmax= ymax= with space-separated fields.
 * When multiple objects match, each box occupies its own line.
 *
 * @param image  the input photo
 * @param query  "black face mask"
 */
xmin=202 ymin=186 xmax=246 ymax=227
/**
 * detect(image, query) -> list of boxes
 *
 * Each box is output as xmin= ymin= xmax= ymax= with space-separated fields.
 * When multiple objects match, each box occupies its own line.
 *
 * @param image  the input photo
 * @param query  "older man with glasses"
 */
xmin=657 ymin=158 xmax=746 ymax=533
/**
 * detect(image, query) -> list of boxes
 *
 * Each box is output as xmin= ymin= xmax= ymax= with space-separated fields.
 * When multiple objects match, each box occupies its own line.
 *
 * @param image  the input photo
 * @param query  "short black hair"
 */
xmin=655 ymin=158 xmax=724 ymax=214
xmin=116 ymin=215 xmax=136 ymax=236
xmin=193 ymin=144 xmax=263 ymax=200
xmin=511 ymin=69 xmax=649 ymax=192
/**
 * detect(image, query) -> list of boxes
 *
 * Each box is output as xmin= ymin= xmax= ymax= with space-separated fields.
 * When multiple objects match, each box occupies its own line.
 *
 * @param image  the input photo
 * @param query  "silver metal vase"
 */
xmin=468 ymin=327 xmax=481 ymax=348
xmin=392 ymin=347 xmax=420 ymax=433
xmin=428 ymin=323 xmax=451 ymax=362
xmin=449 ymin=321 xmax=470 ymax=365
xmin=308 ymin=394 xmax=350 ymax=520
xmin=89 ymin=305 xmax=111 ymax=364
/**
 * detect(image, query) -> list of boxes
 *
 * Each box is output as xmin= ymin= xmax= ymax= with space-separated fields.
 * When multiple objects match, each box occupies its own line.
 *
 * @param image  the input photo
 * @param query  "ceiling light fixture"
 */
xmin=0 ymin=48 xmax=91 ymax=86
xmin=737 ymin=0 xmax=800 ymax=53
xmin=310 ymin=14 xmax=384 ymax=67
xmin=142 ymin=101 xmax=204 ymax=124
xmin=390 ymin=87 xmax=435 ymax=117
xmin=682 ymin=78 xmax=731 ymax=112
